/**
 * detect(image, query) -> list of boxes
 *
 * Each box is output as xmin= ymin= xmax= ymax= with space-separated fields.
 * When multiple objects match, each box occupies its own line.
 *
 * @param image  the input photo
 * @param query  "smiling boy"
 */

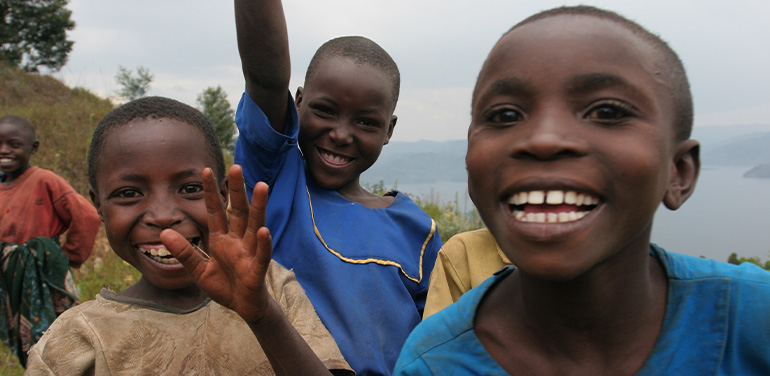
xmin=25 ymin=97 xmax=352 ymax=375
xmin=0 ymin=115 xmax=98 ymax=366
xmin=395 ymin=6 xmax=770 ymax=375
xmin=234 ymin=0 xmax=441 ymax=373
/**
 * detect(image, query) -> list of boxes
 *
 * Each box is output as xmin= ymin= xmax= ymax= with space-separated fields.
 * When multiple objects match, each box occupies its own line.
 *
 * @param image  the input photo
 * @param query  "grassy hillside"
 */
xmin=0 ymin=64 xmax=140 ymax=374
xmin=0 ymin=63 xmax=114 ymax=195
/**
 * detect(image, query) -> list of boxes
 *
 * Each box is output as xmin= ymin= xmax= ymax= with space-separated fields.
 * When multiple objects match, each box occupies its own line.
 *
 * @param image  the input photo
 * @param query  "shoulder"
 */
xmin=441 ymin=228 xmax=498 ymax=256
xmin=400 ymin=268 xmax=509 ymax=361
xmin=656 ymin=245 xmax=770 ymax=287
xmin=31 ymin=167 xmax=76 ymax=192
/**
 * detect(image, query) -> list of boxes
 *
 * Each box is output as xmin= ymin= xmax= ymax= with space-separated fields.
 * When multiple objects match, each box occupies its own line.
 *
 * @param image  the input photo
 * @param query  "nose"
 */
xmin=510 ymin=111 xmax=588 ymax=160
xmin=143 ymin=196 xmax=184 ymax=229
xmin=0 ymin=142 xmax=9 ymax=153
xmin=328 ymin=121 xmax=354 ymax=145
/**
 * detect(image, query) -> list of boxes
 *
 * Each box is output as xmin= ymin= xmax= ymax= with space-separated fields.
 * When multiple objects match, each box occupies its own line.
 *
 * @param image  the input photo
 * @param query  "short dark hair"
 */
xmin=0 ymin=115 xmax=36 ymax=140
xmin=475 ymin=5 xmax=693 ymax=141
xmin=305 ymin=36 xmax=400 ymax=109
xmin=87 ymin=96 xmax=225 ymax=193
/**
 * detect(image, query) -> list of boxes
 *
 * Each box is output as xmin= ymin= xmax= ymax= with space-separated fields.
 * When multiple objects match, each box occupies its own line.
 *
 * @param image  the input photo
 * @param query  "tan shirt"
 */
xmin=423 ymin=228 xmax=512 ymax=319
xmin=26 ymin=260 xmax=352 ymax=375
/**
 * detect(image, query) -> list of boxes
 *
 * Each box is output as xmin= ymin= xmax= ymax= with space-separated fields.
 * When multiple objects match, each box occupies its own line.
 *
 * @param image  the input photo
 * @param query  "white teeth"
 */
xmin=546 ymin=191 xmax=564 ymax=204
xmin=138 ymin=246 xmax=180 ymax=264
xmin=323 ymin=152 xmax=349 ymax=164
xmin=514 ymin=210 xmax=590 ymax=223
xmin=508 ymin=190 xmax=599 ymax=206
xmin=528 ymin=191 xmax=545 ymax=204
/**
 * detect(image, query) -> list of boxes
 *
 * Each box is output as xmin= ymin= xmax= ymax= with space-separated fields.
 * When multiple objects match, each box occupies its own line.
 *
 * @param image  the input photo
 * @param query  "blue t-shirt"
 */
xmin=235 ymin=92 xmax=442 ymax=376
xmin=395 ymin=245 xmax=770 ymax=375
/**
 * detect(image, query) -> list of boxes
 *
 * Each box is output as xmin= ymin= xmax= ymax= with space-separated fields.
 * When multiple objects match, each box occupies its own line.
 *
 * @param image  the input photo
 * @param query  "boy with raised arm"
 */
xmin=234 ymin=1 xmax=441 ymax=373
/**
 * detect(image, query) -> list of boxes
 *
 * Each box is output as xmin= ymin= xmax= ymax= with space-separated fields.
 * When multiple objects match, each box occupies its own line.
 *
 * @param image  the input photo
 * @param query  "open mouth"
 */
xmin=318 ymin=148 xmax=352 ymax=166
xmin=508 ymin=190 xmax=600 ymax=223
xmin=136 ymin=237 xmax=201 ymax=264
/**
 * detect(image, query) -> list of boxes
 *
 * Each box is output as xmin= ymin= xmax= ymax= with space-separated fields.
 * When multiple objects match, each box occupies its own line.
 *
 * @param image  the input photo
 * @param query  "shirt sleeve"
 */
xmin=265 ymin=260 xmax=354 ymax=375
xmin=50 ymin=177 xmax=101 ymax=268
xmin=423 ymin=238 xmax=469 ymax=319
xmin=25 ymin=308 xmax=98 ymax=374
xmin=234 ymin=90 xmax=301 ymax=200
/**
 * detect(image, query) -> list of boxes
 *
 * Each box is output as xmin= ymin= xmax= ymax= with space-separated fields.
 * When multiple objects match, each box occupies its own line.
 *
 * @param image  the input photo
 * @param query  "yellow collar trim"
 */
xmin=307 ymin=186 xmax=436 ymax=283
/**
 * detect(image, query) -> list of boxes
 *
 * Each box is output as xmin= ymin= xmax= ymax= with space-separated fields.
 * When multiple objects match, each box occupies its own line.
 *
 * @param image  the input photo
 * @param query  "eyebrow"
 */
xmin=567 ymin=73 xmax=642 ymax=97
xmin=475 ymin=77 xmax=535 ymax=106
xmin=117 ymin=169 xmax=199 ymax=182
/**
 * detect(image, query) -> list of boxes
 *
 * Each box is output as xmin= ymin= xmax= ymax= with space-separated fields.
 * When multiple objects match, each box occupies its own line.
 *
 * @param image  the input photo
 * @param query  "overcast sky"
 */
xmin=53 ymin=0 xmax=770 ymax=142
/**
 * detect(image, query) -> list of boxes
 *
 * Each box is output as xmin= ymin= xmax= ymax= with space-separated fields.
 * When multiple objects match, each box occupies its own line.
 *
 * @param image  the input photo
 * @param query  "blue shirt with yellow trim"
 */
xmin=235 ymin=92 xmax=442 ymax=376
xmin=395 ymin=245 xmax=770 ymax=375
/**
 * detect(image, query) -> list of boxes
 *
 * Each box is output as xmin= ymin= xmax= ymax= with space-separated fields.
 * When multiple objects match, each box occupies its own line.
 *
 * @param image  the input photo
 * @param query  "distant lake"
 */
xmin=389 ymin=166 xmax=770 ymax=263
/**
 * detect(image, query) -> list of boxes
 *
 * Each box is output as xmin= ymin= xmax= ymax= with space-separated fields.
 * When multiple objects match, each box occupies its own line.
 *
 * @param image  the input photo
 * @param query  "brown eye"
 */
xmin=585 ymin=101 xmax=635 ymax=123
xmin=488 ymin=109 xmax=523 ymax=125
xmin=180 ymin=183 xmax=203 ymax=195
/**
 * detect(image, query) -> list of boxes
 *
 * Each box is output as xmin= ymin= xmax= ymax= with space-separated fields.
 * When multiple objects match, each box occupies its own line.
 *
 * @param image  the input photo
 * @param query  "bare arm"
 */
xmin=160 ymin=166 xmax=331 ymax=376
xmin=236 ymin=0 xmax=291 ymax=133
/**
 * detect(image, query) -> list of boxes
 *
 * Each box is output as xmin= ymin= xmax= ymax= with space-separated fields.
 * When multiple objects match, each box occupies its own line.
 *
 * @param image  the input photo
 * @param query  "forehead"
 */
xmin=0 ymin=120 xmax=34 ymax=141
xmin=476 ymin=15 xmax=669 ymax=105
xmin=96 ymin=118 xmax=214 ymax=181
xmin=306 ymin=56 xmax=396 ymax=110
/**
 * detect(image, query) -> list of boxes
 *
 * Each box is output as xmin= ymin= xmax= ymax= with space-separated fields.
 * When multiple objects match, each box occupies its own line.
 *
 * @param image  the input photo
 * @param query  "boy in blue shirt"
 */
xmin=395 ymin=6 xmax=770 ymax=375
xmin=233 ymin=0 xmax=441 ymax=374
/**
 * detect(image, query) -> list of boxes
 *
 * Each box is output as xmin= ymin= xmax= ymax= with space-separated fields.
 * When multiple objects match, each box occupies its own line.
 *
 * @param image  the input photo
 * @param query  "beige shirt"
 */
xmin=26 ymin=260 xmax=352 ymax=375
xmin=423 ymin=228 xmax=512 ymax=319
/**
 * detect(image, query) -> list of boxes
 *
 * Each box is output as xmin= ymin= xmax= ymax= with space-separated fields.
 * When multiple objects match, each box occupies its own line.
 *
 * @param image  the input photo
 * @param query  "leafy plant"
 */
xmin=197 ymin=86 xmax=237 ymax=152
xmin=0 ymin=0 xmax=75 ymax=72
xmin=115 ymin=65 xmax=153 ymax=101
xmin=727 ymin=252 xmax=770 ymax=271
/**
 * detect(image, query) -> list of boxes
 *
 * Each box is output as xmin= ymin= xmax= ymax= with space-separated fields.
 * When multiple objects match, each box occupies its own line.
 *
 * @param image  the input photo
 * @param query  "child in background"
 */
xmin=233 ymin=0 xmax=441 ymax=373
xmin=25 ymin=97 xmax=352 ymax=375
xmin=423 ymin=228 xmax=510 ymax=319
xmin=0 ymin=115 xmax=99 ymax=365
xmin=396 ymin=6 xmax=770 ymax=375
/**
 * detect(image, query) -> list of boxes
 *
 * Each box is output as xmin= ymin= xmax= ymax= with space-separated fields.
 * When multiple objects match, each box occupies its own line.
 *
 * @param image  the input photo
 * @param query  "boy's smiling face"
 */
xmin=91 ymin=118 xmax=226 ymax=290
xmin=296 ymin=56 xmax=396 ymax=195
xmin=467 ymin=15 xmax=698 ymax=281
xmin=0 ymin=120 xmax=38 ymax=179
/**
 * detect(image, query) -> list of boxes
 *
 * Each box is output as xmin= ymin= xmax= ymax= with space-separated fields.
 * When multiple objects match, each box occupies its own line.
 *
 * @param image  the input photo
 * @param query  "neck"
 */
xmin=120 ymin=277 xmax=208 ymax=310
xmin=334 ymin=178 xmax=394 ymax=209
xmin=476 ymin=245 xmax=669 ymax=374
xmin=2 ymin=164 xmax=31 ymax=186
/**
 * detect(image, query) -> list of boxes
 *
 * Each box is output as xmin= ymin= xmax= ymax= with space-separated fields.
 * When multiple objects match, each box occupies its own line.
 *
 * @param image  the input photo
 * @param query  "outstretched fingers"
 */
xmin=203 ymin=168 xmax=229 ymax=235
xmin=243 ymin=181 xmax=269 ymax=253
xmin=228 ymin=165 xmax=251 ymax=237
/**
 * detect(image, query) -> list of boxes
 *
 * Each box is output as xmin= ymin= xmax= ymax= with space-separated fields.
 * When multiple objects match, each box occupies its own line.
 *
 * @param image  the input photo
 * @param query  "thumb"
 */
xmin=160 ymin=229 xmax=208 ymax=279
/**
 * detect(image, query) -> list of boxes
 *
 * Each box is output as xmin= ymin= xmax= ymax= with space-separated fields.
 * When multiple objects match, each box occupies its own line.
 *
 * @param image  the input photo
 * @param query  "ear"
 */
xmin=89 ymin=188 xmax=104 ymax=222
xmin=663 ymin=139 xmax=700 ymax=210
xmin=30 ymin=140 xmax=39 ymax=155
xmin=294 ymin=87 xmax=304 ymax=111
xmin=384 ymin=115 xmax=397 ymax=145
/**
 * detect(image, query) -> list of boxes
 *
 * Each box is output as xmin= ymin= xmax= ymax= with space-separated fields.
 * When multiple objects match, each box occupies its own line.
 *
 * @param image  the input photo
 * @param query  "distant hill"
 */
xmin=362 ymin=139 xmax=467 ymax=185
xmin=744 ymin=164 xmax=770 ymax=178
xmin=0 ymin=63 xmax=114 ymax=195
xmin=701 ymin=131 xmax=770 ymax=166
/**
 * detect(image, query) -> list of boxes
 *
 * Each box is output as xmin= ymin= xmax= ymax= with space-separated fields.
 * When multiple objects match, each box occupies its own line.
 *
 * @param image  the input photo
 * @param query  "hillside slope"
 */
xmin=1 ymin=64 xmax=114 ymax=195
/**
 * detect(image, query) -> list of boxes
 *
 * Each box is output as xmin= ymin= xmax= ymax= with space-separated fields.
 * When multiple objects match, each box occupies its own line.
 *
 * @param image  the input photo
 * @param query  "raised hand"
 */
xmin=160 ymin=165 xmax=273 ymax=323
